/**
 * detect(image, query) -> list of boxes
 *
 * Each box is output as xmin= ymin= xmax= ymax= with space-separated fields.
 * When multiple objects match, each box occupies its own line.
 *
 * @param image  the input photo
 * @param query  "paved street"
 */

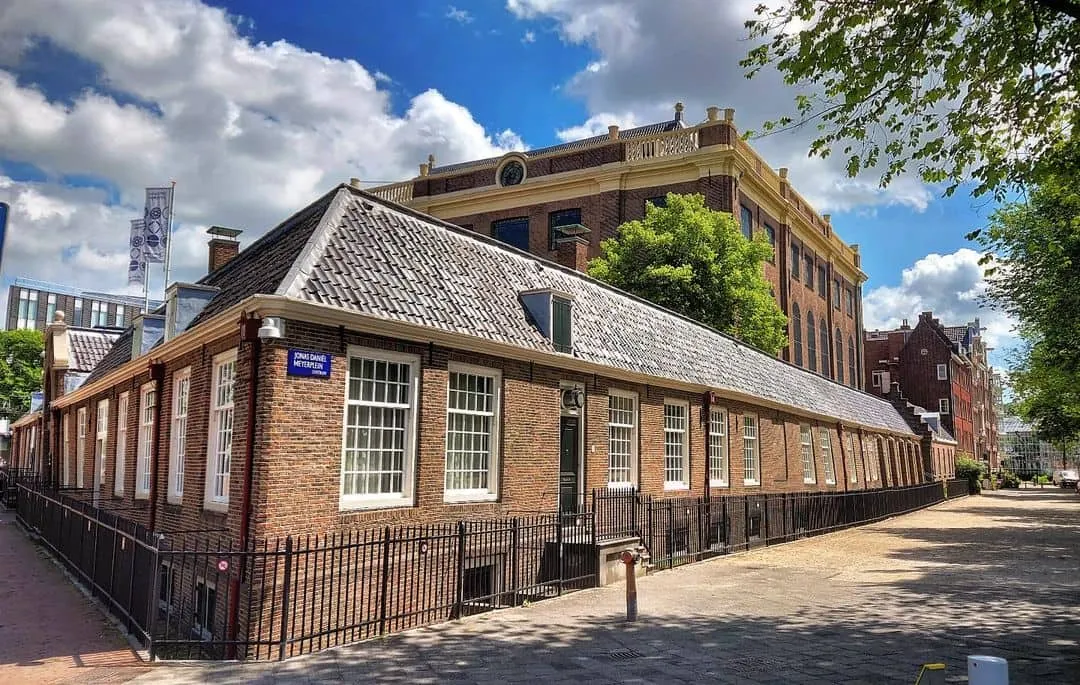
xmin=124 ymin=489 xmax=1079 ymax=684
xmin=0 ymin=510 xmax=149 ymax=685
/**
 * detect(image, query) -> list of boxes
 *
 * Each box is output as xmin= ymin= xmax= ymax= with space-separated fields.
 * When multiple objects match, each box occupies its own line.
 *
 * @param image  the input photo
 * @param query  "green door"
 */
xmin=559 ymin=416 xmax=580 ymax=515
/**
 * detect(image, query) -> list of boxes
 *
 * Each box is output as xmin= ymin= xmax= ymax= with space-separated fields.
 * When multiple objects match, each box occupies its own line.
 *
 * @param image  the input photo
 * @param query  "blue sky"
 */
xmin=0 ymin=0 xmax=1013 ymax=366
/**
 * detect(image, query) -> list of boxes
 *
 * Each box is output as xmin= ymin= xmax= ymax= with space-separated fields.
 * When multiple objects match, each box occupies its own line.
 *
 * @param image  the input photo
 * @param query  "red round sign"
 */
xmin=218 ymin=559 xmax=229 ymax=572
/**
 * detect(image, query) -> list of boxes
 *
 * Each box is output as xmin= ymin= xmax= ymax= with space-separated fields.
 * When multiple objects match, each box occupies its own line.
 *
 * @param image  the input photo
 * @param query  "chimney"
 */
xmin=608 ymin=124 xmax=620 ymax=140
xmin=207 ymin=226 xmax=243 ymax=273
xmin=900 ymin=319 xmax=910 ymax=330
xmin=706 ymin=106 xmax=720 ymax=122
xmin=555 ymin=235 xmax=590 ymax=273
xmin=674 ymin=101 xmax=684 ymax=123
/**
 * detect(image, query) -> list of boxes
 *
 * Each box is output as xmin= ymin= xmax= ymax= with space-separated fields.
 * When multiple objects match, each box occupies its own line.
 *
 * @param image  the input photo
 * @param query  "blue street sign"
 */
xmin=287 ymin=349 xmax=331 ymax=378
xmin=0 ymin=202 xmax=8 ymax=275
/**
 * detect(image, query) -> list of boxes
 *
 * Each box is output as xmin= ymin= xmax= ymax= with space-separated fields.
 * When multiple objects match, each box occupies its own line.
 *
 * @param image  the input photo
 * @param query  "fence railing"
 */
xmin=15 ymin=481 xmax=596 ymax=661
xmin=946 ymin=478 xmax=971 ymax=498
xmin=591 ymin=481 xmax=967 ymax=569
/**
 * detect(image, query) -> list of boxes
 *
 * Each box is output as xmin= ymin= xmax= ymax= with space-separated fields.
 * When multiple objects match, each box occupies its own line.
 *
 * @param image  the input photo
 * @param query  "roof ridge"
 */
xmin=278 ymin=187 xmax=354 ymax=299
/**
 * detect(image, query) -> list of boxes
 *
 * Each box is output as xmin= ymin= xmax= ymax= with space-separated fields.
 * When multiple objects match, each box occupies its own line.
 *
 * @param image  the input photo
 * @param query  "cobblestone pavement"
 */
xmin=0 ymin=510 xmax=150 ymax=684
xmin=126 ymin=492 xmax=1080 ymax=682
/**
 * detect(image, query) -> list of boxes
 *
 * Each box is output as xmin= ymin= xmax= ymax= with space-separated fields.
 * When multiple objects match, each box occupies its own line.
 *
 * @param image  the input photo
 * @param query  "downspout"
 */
xmin=703 ymin=391 xmax=712 ymax=500
xmin=147 ymin=361 xmax=165 ymax=532
xmin=836 ymin=422 xmax=849 ymax=491
xmin=227 ymin=313 xmax=262 ymax=659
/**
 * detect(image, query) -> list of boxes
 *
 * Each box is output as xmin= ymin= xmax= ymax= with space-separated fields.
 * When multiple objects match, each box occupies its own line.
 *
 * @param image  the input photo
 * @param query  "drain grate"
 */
xmin=606 ymin=648 xmax=643 ymax=661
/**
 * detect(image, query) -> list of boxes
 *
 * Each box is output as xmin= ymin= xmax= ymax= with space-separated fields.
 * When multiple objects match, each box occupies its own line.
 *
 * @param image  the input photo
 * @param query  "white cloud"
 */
xmin=446 ymin=6 xmax=474 ymax=24
xmin=0 ymin=0 xmax=521 ymax=305
xmin=522 ymin=30 xmax=536 ymax=43
xmin=504 ymin=0 xmax=935 ymax=214
xmin=863 ymin=248 xmax=1018 ymax=363
xmin=555 ymin=112 xmax=643 ymax=141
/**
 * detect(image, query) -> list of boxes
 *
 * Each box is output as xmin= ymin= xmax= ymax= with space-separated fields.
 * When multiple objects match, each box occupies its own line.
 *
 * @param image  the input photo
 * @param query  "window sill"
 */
xmin=663 ymin=483 xmax=689 ymax=492
xmin=743 ymin=479 xmax=760 ymax=487
xmin=803 ymin=479 xmax=816 ymax=485
xmin=134 ymin=492 xmax=149 ymax=501
xmin=339 ymin=496 xmax=412 ymax=512
xmin=825 ymin=480 xmax=836 ymax=486
xmin=607 ymin=482 xmax=636 ymax=491
xmin=709 ymin=480 xmax=728 ymax=488
xmin=167 ymin=494 xmax=183 ymax=506
xmin=444 ymin=491 xmax=498 ymax=504
xmin=203 ymin=500 xmax=229 ymax=514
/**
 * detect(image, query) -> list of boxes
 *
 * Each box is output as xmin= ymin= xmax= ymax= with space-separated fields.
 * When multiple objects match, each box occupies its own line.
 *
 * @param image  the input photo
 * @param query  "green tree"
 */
xmin=742 ymin=0 xmax=1080 ymax=197
xmin=0 ymin=329 xmax=44 ymax=418
xmin=588 ymin=193 xmax=788 ymax=354
xmin=968 ymin=140 xmax=1080 ymax=446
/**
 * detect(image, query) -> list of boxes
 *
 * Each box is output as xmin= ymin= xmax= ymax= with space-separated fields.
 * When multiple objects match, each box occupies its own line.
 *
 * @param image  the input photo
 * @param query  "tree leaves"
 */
xmin=587 ymin=193 xmax=789 ymax=355
xmin=0 ymin=329 xmax=44 ymax=418
xmin=742 ymin=0 xmax=1080 ymax=197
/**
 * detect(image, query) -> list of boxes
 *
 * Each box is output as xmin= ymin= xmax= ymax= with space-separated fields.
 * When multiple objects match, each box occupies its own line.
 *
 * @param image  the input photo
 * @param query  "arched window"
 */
xmin=792 ymin=304 xmax=803 ymax=366
xmin=835 ymin=328 xmax=844 ymax=385
xmin=848 ymin=337 xmax=857 ymax=387
xmin=807 ymin=311 xmax=817 ymax=372
xmin=820 ymin=319 xmax=829 ymax=378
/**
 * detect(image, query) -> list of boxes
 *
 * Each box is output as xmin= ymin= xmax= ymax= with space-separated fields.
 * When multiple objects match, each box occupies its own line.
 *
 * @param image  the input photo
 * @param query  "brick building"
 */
xmin=13 ymin=183 xmax=938 ymax=654
xmin=6 ymin=277 xmax=160 ymax=332
xmin=368 ymin=104 xmax=866 ymax=388
xmin=864 ymin=312 xmax=999 ymax=467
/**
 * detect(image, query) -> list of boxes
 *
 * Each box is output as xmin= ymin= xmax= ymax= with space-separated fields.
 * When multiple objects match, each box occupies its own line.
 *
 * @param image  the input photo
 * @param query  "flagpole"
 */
xmin=163 ymin=180 xmax=176 ymax=299
xmin=143 ymin=263 xmax=150 ymax=313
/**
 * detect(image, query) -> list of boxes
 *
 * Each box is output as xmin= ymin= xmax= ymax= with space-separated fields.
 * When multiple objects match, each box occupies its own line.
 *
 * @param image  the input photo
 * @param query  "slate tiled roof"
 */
xmin=275 ymin=186 xmax=916 ymax=435
xmin=428 ymin=120 xmax=685 ymax=175
xmin=67 ymin=328 xmax=122 ymax=372
xmin=84 ymin=327 xmax=134 ymax=385
xmin=943 ymin=326 xmax=967 ymax=345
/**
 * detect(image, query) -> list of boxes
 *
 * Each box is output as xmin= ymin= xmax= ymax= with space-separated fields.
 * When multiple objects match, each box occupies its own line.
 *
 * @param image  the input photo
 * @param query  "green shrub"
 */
xmin=956 ymin=455 xmax=985 ymax=493
xmin=1000 ymin=472 xmax=1021 ymax=489
xmin=1036 ymin=474 xmax=1051 ymax=485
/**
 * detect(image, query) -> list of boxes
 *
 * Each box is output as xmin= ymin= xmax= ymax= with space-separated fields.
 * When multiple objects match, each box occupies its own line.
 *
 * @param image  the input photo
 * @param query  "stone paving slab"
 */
xmin=0 ymin=510 xmax=150 ymax=684
xmin=128 ymin=490 xmax=1080 ymax=684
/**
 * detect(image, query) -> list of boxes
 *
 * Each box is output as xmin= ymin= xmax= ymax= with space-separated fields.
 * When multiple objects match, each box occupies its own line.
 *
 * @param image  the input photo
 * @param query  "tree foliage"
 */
xmin=0 ymin=329 xmax=44 ymax=417
xmin=742 ymin=0 xmax=1080 ymax=197
xmin=969 ymin=139 xmax=1080 ymax=443
xmin=587 ymin=193 xmax=788 ymax=355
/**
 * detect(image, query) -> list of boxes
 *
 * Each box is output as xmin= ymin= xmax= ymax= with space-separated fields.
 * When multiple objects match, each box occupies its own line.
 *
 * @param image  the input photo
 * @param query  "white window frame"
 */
xmin=76 ymin=407 xmax=87 ymax=489
xmin=115 ymin=392 xmax=128 ymax=496
xmin=135 ymin=382 xmax=156 ymax=499
xmin=871 ymin=370 xmax=883 ymax=388
xmin=204 ymin=349 xmax=238 ymax=511
xmin=847 ymin=433 xmax=858 ymax=483
xmin=708 ymin=407 xmax=728 ymax=487
xmin=663 ymin=399 xmax=690 ymax=490
xmin=607 ymin=389 xmax=638 ymax=488
xmin=939 ymin=398 xmax=950 ymax=414
xmin=444 ymin=362 xmax=502 ymax=502
xmin=743 ymin=413 xmax=760 ymax=485
xmin=821 ymin=428 xmax=836 ymax=484
xmin=168 ymin=367 xmax=191 ymax=504
xmin=95 ymin=399 xmax=109 ymax=491
xmin=193 ymin=578 xmax=217 ymax=641
xmin=800 ymin=424 xmax=816 ymax=484
xmin=936 ymin=363 xmax=948 ymax=380
xmin=340 ymin=347 xmax=420 ymax=510
xmin=61 ymin=413 xmax=70 ymax=487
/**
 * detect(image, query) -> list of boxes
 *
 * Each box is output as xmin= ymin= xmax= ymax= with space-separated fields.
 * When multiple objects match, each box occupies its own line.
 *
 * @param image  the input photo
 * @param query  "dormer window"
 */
xmin=520 ymin=289 xmax=574 ymax=354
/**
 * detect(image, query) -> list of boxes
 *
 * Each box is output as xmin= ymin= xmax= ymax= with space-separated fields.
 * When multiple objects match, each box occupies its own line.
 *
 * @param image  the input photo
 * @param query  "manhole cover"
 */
xmin=606 ymin=649 xmax=643 ymax=660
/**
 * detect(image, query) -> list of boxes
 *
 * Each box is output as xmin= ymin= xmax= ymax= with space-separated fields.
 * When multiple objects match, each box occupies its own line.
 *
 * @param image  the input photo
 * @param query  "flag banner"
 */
xmin=143 ymin=186 xmax=172 ymax=263
xmin=128 ymin=219 xmax=146 ymax=285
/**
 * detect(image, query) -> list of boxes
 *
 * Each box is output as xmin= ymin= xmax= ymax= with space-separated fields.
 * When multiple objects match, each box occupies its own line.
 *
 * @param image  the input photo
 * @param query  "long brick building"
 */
xmin=369 ymin=104 xmax=866 ymax=388
xmin=10 ymin=183 xmax=954 ymax=657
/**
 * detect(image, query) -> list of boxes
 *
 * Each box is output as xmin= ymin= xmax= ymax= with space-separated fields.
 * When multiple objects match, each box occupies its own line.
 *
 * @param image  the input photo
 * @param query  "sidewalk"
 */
xmin=0 ymin=510 xmax=151 ymax=684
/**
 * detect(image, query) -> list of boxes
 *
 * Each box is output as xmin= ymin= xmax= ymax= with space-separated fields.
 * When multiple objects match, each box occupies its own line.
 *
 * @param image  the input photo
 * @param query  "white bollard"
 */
xmin=968 ymin=655 xmax=1008 ymax=685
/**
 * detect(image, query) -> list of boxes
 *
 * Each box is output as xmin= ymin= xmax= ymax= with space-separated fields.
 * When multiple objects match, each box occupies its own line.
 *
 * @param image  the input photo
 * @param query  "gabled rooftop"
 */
xmin=81 ymin=183 xmax=916 ymax=435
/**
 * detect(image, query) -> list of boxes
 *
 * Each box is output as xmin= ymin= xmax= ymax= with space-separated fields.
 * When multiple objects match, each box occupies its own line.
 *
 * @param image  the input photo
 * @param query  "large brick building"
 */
xmin=864 ymin=312 xmax=999 ymax=468
xmin=369 ymin=104 xmax=866 ymax=388
xmin=11 ymin=183 xmax=952 ymax=654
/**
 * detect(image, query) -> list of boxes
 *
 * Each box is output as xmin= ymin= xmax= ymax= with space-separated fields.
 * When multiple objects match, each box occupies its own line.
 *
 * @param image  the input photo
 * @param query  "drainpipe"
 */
xmin=147 ymin=361 xmax=166 ymax=532
xmin=836 ymin=422 xmax=849 ymax=491
xmin=227 ymin=313 xmax=263 ymax=659
xmin=703 ymin=391 xmax=713 ymax=500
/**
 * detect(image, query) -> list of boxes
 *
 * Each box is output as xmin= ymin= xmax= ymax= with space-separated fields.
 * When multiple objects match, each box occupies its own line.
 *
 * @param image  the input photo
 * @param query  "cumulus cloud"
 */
xmin=506 ymin=0 xmax=935 ymax=214
xmin=446 ymin=6 xmax=474 ymax=24
xmin=0 ymin=0 xmax=521 ymax=308
xmin=522 ymin=30 xmax=536 ymax=43
xmin=863 ymin=248 xmax=1017 ymax=356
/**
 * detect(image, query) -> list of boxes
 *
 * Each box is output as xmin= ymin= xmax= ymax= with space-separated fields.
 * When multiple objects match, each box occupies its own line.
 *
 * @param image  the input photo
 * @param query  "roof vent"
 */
xmin=520 ymin=289 xmax=574 ymax=354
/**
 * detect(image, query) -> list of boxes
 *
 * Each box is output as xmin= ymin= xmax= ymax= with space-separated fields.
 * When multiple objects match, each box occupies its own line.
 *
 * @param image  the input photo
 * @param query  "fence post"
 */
xmin=557 ymin=515 xmax=565 ymax=596
xmin=455 ymin=521 xmax=467 ymax=618
xmin=510 ymin=518 xmax=520 ymax=607
xmin=378 ymin=526 xmax=392 ymax=635
xmin=147 ymin=538 xmax=162 ymax=661
xmin=667 ymin=499 xmax=675 ymax=568
xmin=744 ymin=497 xmax=750 ymax=550
xmin=277 ymin=536 xmax=293 ymax=661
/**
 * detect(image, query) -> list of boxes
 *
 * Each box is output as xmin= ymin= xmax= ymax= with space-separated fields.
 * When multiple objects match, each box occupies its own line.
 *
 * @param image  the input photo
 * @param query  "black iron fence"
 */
xmin=945 ymin=478 xmax=970 ymax=498
xmin=592 ymin=481 xmax=967 ymax=569
xmin=1 ymin=466 xmax=38 ymax=507
xmin=15 ymin=480 xmax=596 ymax=661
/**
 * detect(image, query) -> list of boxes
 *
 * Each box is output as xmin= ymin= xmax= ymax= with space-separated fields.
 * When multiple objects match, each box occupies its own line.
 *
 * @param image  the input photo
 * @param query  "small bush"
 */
xmin=956 ymin=455 xmax=986 ymax=493
xmin=1036 ymin=474 xmax=1051 ymax=486
xmin=1000 ymin=472 xmax=1020 ymax=489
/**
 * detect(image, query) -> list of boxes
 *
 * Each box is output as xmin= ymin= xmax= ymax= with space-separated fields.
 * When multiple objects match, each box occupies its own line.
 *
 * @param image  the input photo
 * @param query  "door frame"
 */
xmin=558 ymin=381 xmax=586 ymax=515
